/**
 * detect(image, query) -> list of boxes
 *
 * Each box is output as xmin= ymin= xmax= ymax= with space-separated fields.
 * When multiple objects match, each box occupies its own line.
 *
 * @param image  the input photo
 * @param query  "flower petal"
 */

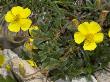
xmin=83 ymin=41 xmax=97 ymax=51
xmin=108 ymin=30 xmax=110 ymax=37
xmin=74 ymin=32 xmax=85 ymax=44
xmin=94 ymin=33 xmax=104 ymax=43
xmin=6 ymin=65 xmax=11 ymax=71
xmin=11 ymin=6 xmax=24 ymax=16
xmin=8 ymin=22 xmax=20 ymax=32
xmin=88 ymin=21 xmax=101 ymax=34
xmin=20 ymin=8 xmax=31 ymax=18
xmin=5 ymin=11 xmax=15 ymax=22
xmin=0 ymin=55 xmax=5 ymax=67
xmin=78 ymin=22 xmax=89 ymax=35
xmin=24 ymin=41 xmax=33 ymax=51
xmin=27 ymin=60 xmax=37 ymax=67
xmin=29 ymin=25 xmax=39 ymax=36
xmin=20 ymin=19 xmax=32 ymax=31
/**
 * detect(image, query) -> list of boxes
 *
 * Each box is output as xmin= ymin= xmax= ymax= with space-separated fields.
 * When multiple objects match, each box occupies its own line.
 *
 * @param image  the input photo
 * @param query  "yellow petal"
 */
xmin=78 ymin=22 xmax=89 ymax=35
xmin=74 ymin=32 xmax=85 ymax=44
xmin=24 ymin=42 xmax=33 ymax=51
xmin=94 ymin=33 xmax=104 ymax=43
xmin=11 ymin=6 xmax=24 ymax=16
xmin=8 ymin=22 xmax=21 ymax=32
xmin=6 ymin=65 xmax=11 ymax=71
xmin=27 ymin=60 xmax=37 ymax=67
xmin=20 ymin=8 xmax=31 ymax=18
xmin=88 ymin=21 xmax=101 ymax=34
xmin=29 ymin=25 xmax=39 ymax=36
xmin=108 ymin=30 xmax=110 ymax=37
xmin=0 ymin=55 xmax=5 ymax=67
xmin=19 ymin=63 xmax=25 ymax=76
xmin=5 ymin=11 xmax=15 ymax=22
xmin=83 ymin=41 xmax=97 ymax=51
xmin=29 ymin=38 xmax=34 ymax=42
xmin=72 ymin=19 xmax=79 ymax=27
xmin=20 ymin=19 xmax=32 ymax=31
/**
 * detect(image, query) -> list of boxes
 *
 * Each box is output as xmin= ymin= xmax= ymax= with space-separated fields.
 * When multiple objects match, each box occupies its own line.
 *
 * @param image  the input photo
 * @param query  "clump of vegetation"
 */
xmin=1 ymin=0 xmax=110 ymax=82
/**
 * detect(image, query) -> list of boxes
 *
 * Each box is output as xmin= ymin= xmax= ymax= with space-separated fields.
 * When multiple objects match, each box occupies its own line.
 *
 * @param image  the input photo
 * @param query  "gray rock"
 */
xmin=56 ymin=76 xmax=97 ymax=82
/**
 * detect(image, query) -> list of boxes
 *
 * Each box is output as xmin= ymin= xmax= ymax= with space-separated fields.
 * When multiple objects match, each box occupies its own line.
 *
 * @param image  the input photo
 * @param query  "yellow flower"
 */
xmin=72 ymin=19 xmax=79 ymax=27
xmin=5 ymin=6 xmax=32 ymax=32
xmin=27 ymin=60 xmax=37 ymax=67
xmin=74 ymin=21 xmax=104 ymax=51
xmin=0 ymin=55 xmax=5 ymax=67
xmin=24 ymin=38 xmax=37 ymax=51
xmin=6 ymin=64 xmax=11 ymax=71
xmin=108 ymin=30 xmax=110 ymax=37
xmin=29 ymin=25 xmax=39 ymax=36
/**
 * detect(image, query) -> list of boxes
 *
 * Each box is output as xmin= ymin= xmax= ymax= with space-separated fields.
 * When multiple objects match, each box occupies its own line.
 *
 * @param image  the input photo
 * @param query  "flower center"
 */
xmin=85 ymin=34 xmax=94 ymax=43
xmin=14 ymin=15 xmax=20 ymax=22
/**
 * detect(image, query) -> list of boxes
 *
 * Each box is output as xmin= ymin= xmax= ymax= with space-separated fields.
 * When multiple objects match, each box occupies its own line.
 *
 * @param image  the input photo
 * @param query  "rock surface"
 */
xmin=56 ymin=76 xmax=97 ymax=82
xmin=95 ymin=69 xmax=110 ymax=82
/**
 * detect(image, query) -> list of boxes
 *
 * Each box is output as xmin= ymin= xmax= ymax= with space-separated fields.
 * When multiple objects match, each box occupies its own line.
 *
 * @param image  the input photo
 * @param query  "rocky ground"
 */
xmin=3 ymin=49 xmax=110 ymax=82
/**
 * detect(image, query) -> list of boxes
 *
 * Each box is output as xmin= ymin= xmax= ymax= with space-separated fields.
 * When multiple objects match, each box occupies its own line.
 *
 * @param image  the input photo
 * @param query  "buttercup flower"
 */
xmin=29 ymin=25 xmax=39 ymax=36
xmin=74 ymin=21 xmax=104 ymax=51
xmin=5 ymin=6 xmax=32 ymax=32
xmin=24 ymin=38 xmax=37 ymax=51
